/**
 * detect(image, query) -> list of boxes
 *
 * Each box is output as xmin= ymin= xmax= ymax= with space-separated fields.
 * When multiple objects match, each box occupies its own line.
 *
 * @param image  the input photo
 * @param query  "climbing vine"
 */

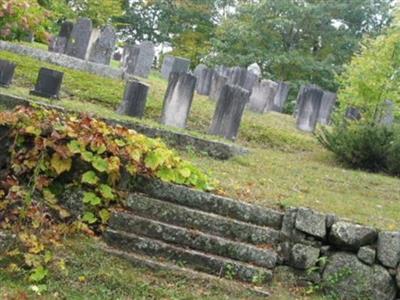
xmin=0 ymin=105 xmax=214 ymax=290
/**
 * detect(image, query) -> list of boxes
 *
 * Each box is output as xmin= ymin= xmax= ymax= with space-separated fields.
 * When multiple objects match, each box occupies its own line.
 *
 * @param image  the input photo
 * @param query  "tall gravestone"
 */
xmin=216 ymin=65 xmax=232 ymax=78
xmin=30 ymin=68 xmax=64 ymax=99
xmin=209 ymin=73 xmax=228 ymax=101
xmin=122 ymin=41 xmax=155 ymax=78
xmin=194 ymin=64 xmax=207 ymax=79
xmin=0 ymin=59 xmax=16 ymax=87
xmin=65 ymin=18 xmax=93 ymax=60
xmin=272 ymin=81 xmax=290 ymax=112
xmin=161 ymin=56 xmax=191 ymax=79
xmin=209 ymin=84 xmax=250 ymax=141
xmin=117 ymin=80 xmax=149 ymax=118
xmin=49 ymin=21 xmax=74 ymax=54
xmin=247 ymin=63 xmax=261 ymax=77
xmin=296 ymin=85 xmax=324 ymax=132
xmin=228 ymin=67 xmax=258 ymax=93
xmin=379 ymin=100 xmax=395 ymax=126
xmin=196 ymin=68 xmax=214 ymax=95
xmin=248 ymin=80 xmax=279 ymax=113
xmin=318 ymin=91 xmax=337 ymax=125
xmin=88 ymin=25 xmax=117 ymax=65
xmin=161 ymin=72 xmax=196 ymax=128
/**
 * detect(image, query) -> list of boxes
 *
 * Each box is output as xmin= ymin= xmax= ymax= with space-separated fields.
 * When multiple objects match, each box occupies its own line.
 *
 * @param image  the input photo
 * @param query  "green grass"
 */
xmin=1 ymin=47 xmax=400 ymax=230
xmin=0 ymin=235 xmax=315 ymax=300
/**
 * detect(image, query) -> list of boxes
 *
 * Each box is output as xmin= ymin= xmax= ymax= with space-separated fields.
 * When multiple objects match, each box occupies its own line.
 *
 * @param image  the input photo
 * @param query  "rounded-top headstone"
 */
xmin=247 ymin=63 xmax=261 ymax=77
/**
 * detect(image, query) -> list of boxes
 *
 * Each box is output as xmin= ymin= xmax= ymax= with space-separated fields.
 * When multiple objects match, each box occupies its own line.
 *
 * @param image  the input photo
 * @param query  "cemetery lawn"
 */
xmin=0 ymin=235 xmax=313 ymax=299
xmin=1 ymin=48 xmax=400 ymax=230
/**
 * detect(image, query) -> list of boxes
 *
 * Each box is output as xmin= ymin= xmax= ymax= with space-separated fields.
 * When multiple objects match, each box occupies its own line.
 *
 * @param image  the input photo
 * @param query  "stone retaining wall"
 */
xmin=0 ymin=41 xmax=123 ymax=79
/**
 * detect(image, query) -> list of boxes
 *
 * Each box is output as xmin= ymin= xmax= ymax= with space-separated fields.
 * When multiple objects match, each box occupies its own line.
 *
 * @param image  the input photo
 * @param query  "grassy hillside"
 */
xmin=0 ymin=48 xmax=399 ymax=231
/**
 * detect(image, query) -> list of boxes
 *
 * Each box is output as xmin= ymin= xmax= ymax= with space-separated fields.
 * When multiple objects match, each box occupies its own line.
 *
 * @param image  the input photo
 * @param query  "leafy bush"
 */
xmin=317 ymin=119 xmax=400 ymax=175
xmin=0 ymin=106 xmax=213 ymax=285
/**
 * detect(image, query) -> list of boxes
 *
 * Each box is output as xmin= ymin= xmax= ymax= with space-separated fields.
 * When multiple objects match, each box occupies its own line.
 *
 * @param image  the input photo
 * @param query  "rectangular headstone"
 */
xmin=122 ymin=41 xmax=155 ymax=78
xmin=248 ymin=80 xmax=278 ymax=113
xmin=196 ymin=68 xmax=214 ymax=95
xmin=272 ymin=81 xmax=289 ymax=112
xmin=49 ymin=21 xmax=74 ymax=53
xmin=296 ymin=85 xmax=324 ymax=132
xmin=65 ymin=18 xmax=93 ymax=60
xmin=161 ymin=55 xmax=191 ymax=79
xmin=209 ymin=73 xmax=228 ymax=101
xmin=209 ymin=84 xmax=250 ymax=141
xmin=88 ymin=25 xmax=117 ymax=65
xmin=117 ymin=80 xmax=149 ymax=118
xmin=161 ymin=72 xmax=196 ymax=128
xmin=318 ymin=91 xmax=337 ymax=125
xmin=379 ymin=100 xmax=395 ymax=126
xmin=228 ymin=66 xmax=258 ymax=93
xmin=30 ymin=68 xmax=64 ymax=99
xmin=0 ymin=59 xmax=16 ymax=87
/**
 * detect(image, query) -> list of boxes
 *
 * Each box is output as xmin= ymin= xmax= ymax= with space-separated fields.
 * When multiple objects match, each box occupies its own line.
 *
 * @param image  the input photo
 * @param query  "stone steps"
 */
xmin=109 ymin=212 xmax=278 ymax=269
xmin=104 ymin=229 xmax=273 ymax=283
xmin=124 ymin=193 xmax=282 ymax=245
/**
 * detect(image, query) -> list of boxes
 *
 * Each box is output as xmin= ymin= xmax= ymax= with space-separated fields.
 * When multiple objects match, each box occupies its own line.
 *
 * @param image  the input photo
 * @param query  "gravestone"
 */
xmin=243 ymin=71 xmax=259 ymax=93
xmin=318 ymin=91 xmax=337 ymax=125
xmin=49 ymin=21 xmax=74 ymax=53
xmin=196 ymin=68 xmax=214 ymax=95
xmin=122 ymin=41 xmax=155 ymax=78
xmin=0 ymin=59 xmax=16 ymax=87
xmin=378 ymin=100 xmax=395 ymax=126
xmin=161 ymin=72 xmax=196 ymax=128
xmin=161 ymin=56 xmax=191 ymax=79
xmin=272 ymin=81 xmax=290 ymax=112
xmin=247 ymin=63 xmax=261 ymax=77
xmin=296 ymin=85 xmax=324 ymax=132
xmin=209 ymin=84 xmax=250 ymax=140
xmin=194 ymin=64 xmax=207 ymax=79
xmin=248 ymin=80 xmax=279 ymax=113
xmin=30 ymin=68 xmax=64 ymax=99
xmin=345 ymin=107 xmax=362 ymax=121
xmin=228 ymin=67 xmax=258 ymax=93
xmin=65 ymin=18 xmax=93 ymax=60
xmin=117 ymin=80 xmax=149 ymax=118
xmin=216 ymin=65 xmax=232 ymax=78
xmin=113 ymin=51 xmax=122 ymax=61
xmin=209 ymin=73 xmax=228 ymax=101
xmin=88 ymin=25 xmax=117 ymax=65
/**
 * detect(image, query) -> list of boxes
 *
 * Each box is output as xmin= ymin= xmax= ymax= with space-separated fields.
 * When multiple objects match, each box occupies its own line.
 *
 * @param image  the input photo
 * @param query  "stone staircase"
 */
xmin=103 ymin=182 xmax=286 ymax=285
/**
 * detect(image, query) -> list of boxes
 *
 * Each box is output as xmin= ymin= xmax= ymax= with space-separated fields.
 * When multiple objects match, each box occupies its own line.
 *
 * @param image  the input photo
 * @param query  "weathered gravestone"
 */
xmin=161 ymin=55 xmax=191 ymax=79
xmin=161 ymin=72 xmax=196 ymax=128
xmin=215 ymin=65 xmax=232 ymax=78
xmin=247 ymin=63 xmax=261 ymax=77
xmin=318 ymin=91 xmax=337 ymax=125
xmin=0 ymin=59 xmax=16 ymax=87
xmin=194 ymin=64 xmax=207 ymax=79
xmin=209 ymin=73 xmax=228 ymax=101
xmin=117 ymin=80 xmax=149 ymax=118
xmin=248 ymin=79 xmax=279 ymax=113
xmin=196 ymin=68 xmax=214 ymax=95
xmin=30 ymin=68 xmax=64 ymax=99
xmin=113 ymin=51 xmax=122 ymax=61
xmin=88 ymin=25 xmax=117 ymax=65
xmin=49 ymin=21 xmax=74 ymax=53
xmin=209 ymin=84 xmax=250 ymax=140
xmin=272 ymin=81 xmax=290 ymax=112
xmin=122 ymin=41 xmax=155 ymax=78
xmin=65 ymin=18 xmax=93 ymax=60
xmin=296 ymin=85 xmax=324 ymax=132
xmin=228 ymin=67 xmax=258 ymax=93
xmin=379 ymin=100 xmax=395 ymax=126
xmin=345 ymin=107 xmax=362 ymax=121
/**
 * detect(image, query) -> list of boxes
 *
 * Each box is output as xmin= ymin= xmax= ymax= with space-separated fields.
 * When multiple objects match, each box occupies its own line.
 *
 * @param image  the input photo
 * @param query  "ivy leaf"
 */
xmin=92 ymin=156 xmax=108 ymax=172
xmin=68 ymin=140 xmax=83 ymax=154
xmin=29 ymin=265 xmax=48 ymax=282
xmin=50 ymin=153 xmax=72 ymax=175
xmin=99 ymin=184 xmax=114 ymax=200
xmin=144 ymin=150 xmax=166 ymax=170
xmin=99 ymin=209 xmax=110 ymax=223
xmin=178 ymin=167 xmax=191 ymax=178
xmin=82 ymin=212 xmax=97 ymax=224
xmin=83 ymin=192 xmax=101 ymax=206
xmin=81 ymin=151 xmax=94 ymax=162
xmin=81 ymin=171 xmax=99 ymax=185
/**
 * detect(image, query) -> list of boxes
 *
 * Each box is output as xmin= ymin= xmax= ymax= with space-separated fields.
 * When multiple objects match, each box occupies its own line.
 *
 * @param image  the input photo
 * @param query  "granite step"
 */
xmin=104 ymin=229 xmax=273 ymax=283
xmin=124 ymin=193 xmax=282 ymax=246
xmin=109 ymin=212 xmax=278 ymax=269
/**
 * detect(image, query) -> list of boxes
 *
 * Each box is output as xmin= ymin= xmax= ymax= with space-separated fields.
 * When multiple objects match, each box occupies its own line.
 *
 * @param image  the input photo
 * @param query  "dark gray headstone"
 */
xmin=196 ymin=68 xmax=214 ymax=95
xmin=209 ymin=84 xmax=250 ymax=141
xmin=194 ymin=64 xmax=207 ymax=79
xmin=296 ymin=85 xmax=324 ymax=132
xmin=248 ymin=80 xmax=278 ymax=113
xmin=161 ymin=72 xmax=196 ymax=128
xmin=113 ymin=51 xmax=122 ymax=61
xmin=122 ymin=41 xmax=155 ymax=78
xmin=318 ymin=91 xmax=337 ymax=125
xmin=228 ymin=67 xmax=258 ymax=93
xmin=345 ymin=107 xmax=362 ymax=121
xmin=0 ymin=59 xmax=16 ymax=87
xmin=272 ymin=81 xmax=289 ymax=112
xmin=49 ymin=21 xmax=74 ymax=53
xmin=65 ymin=18 xmax=93 ymax=60
xmin=59 ymin=21 xmax=74 ymax=38
xmin=161 ymin=55 xmax=191 ymax=79
xmin=30 ymin=68 xmax=64 ymax=99
xmin=88 ymin=25 xmax=117 ymax=65
xmin=117 ymin=80 xmax=149 ymax=118
xmin=209 ymin=73 xmax=227 ymax=101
